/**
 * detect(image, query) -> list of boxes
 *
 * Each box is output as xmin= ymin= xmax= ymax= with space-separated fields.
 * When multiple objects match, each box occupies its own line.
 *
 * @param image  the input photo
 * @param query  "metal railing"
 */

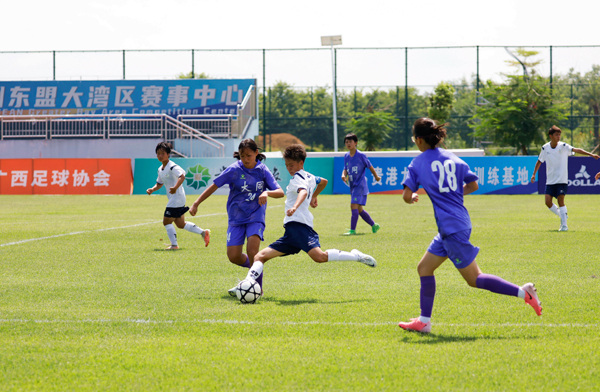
xmin=0 ymin=113 xmax=225 ymax=157
xmin=178 ymin=85 xmax=256 ymax=139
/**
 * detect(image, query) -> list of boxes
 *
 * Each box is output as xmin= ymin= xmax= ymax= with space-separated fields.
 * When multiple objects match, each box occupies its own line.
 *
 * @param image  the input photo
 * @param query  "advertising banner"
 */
xmin=0 ymin=159 xmax=132 ymax=195
xmin=333 ymin=155 xmax=539 ymax=195
xmin=0 ymin=79 xmax=254 ymax=116
xmin=537 ymin=157 xmax=600 ymax=194
xmin=133 ymin=157 xmax=336 ymax=196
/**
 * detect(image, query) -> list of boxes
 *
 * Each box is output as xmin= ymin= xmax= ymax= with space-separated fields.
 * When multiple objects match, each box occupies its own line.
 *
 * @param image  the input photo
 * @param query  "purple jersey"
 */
xmin=402 ymin=148 xmax=478 ymax=237
xmin=213 ymin=160 xmax=280 ymax=226
xmin=344 ymin=150 xmax=371 ymax=196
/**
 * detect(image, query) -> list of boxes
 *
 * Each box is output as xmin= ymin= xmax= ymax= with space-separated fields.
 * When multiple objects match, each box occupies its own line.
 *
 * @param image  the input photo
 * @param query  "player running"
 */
xmin=398 ymin=118 xmax=542 ymax=334
xmin=530 ymin=125 xmax=599 ymax=231
xmin=146 ymin=142 xmax=210 ymax=250
xmin=239 ymin=144 xmax=376 ymax=294
xmin=189 ymin=139 xmax=284 ymax=294
xmin=341 ymin=133 xmax=382 ymax=235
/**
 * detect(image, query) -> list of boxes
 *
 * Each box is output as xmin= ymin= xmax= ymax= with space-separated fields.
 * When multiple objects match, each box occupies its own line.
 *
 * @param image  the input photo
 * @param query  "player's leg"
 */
xmin=357 ymin=200 xmax=380 ymax=233
xmin=344 ymin=203 xmax=360 ymax=235
xmin=399 ymin=250 xmax=446 ymax=333
xmin=319 ymin=248 xmax=377 ymax=267
xmin=244 ymin=247 xmax=285 ymax=284
xmin=162 ymin=216 xmax=178 ymax=250
xmin=557 ymin=193 xmax=568 ymax=231
xmin=179 ymin=216 xmax=210 ymax=247
xmin=245 ymin=234 xmax=263 ymax=287
xmin=545 ymin=193 xmax=560 ymax=216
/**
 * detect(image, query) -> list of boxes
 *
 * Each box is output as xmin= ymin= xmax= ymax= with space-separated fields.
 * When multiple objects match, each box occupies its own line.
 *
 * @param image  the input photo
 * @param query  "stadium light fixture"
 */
xmin=321 ymin=35 xmax=342 ymax=152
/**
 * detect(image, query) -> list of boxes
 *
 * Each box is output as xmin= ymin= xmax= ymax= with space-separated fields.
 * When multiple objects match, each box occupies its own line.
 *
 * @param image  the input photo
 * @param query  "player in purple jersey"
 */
xmin=189 ymin=139 xmax=284 ymax=295
xmin=398 ymin=118 xmax=542 ymax=334
xmin=341 ymin=133 xmax=382 ymax=235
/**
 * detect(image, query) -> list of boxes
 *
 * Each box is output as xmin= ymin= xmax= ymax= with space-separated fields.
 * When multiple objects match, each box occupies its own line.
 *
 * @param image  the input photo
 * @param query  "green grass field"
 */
xmin=1 ymin=193 xmax=599 ymax=391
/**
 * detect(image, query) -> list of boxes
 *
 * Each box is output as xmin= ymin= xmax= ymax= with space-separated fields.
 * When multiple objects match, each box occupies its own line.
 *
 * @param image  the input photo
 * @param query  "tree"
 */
xmin=177 ymin=71 xmax=209 ymax=79
xmin=343 ymin=109 xmax=396 ymax=151
xmin=473 ymin=75 xmax=565 ymax=155
xmin=428 ymin=82 xmax=455 ymax=123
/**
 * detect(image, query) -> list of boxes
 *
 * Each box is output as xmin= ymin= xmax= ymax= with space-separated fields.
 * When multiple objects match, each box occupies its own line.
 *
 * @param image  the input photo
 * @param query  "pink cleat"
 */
xmin=202 ymin=229 xmax=211 ymax=247
xmin=521 ymin=283 xmax=542 ymax=316
xmin=398 ymin=318 xmax=431 ymax=333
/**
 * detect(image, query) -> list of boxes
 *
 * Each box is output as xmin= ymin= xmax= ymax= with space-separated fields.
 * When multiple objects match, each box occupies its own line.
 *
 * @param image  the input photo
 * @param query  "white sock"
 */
xmin=559 ymin=206 xmax=568 ymax=226
xmin=517 ymin=288 xmax=525 ymax=299
xmin=548 ymin=204 xmax=560 ymax=216
xmin=165 ymin=224 xmax=178 ymax=246
xmin=183 ymin=222 xmax=204 ymax=235
xmin=419 ymin=316 xmax=431 ymax=323
xmin=326 ymin=249 xmax=358 ymax=262
xmin=246 ymin=261 xmax=264 ymax=281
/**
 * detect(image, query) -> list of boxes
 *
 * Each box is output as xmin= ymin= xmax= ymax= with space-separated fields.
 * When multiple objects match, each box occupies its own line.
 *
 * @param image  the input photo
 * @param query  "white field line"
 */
xmin=0 ymin=206 xmax=282 ymax=248
xmin=0 ymin=318 xmax=598 ymax=328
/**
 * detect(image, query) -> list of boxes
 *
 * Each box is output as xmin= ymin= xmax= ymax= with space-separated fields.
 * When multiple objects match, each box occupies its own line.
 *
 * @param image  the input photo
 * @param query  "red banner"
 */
xmin=0 ymin=159 xmax=132 ymax=195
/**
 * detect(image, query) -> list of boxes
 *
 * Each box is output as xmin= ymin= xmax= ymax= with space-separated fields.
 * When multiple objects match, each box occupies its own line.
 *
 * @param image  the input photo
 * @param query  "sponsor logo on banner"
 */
xmin=185 ymin=164 xmax=211 ymax=190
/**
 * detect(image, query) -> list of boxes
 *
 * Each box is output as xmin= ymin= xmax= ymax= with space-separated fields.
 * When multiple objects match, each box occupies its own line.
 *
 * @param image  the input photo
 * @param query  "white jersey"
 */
xmin=156 ymin=160 xmax=187 ymax=208
xmin=284 ymin=170 xmax=321 ymax=228
xmin=538 ymin=142 xmax=573 ymax=185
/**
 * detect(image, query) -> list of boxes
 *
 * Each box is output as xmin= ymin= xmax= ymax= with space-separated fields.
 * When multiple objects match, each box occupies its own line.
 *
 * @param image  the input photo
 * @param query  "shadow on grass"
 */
xmin=261 ymin=297 xmax=371 ymax=306
xmin=398 ymin=333 xmax=516 ymax=344
xmin=338 ymin=233 xmax=367 ymax=237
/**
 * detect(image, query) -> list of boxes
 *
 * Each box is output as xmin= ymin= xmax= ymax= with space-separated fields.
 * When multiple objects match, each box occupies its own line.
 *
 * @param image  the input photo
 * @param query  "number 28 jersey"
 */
xmin=402 ymin=148 xmax=478 ymax=237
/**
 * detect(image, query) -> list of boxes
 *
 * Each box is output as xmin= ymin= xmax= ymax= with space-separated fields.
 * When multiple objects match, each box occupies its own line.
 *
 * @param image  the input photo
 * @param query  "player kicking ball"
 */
xmin=398 ymin=118 xmax=541 ymax=334
xmin=237 ymin=144 xmax=376 ymax=295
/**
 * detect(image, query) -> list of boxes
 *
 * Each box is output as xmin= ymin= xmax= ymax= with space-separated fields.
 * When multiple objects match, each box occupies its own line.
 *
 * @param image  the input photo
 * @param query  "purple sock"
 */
xmin=420 ymin=276 xmax=436 ymax=318
xmin=476 ymin=273 xmax=519 ymax=297
xmin=359 ymin=210 xmax=375 ymax=226
xmin=351 ymin=209 xmax=359 ymax=230
xmin=241 ymin=254 xmax=251 ymax=268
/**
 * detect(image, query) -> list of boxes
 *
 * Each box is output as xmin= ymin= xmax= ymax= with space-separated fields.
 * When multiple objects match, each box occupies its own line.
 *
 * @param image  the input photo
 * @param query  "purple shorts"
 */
xmin=427 ymin=230 xmax=479 ymax=269
xmin=350 ymin=190 xmax=367 ymax=206
xmin=226 ymin=222 xmax=265 ymax=247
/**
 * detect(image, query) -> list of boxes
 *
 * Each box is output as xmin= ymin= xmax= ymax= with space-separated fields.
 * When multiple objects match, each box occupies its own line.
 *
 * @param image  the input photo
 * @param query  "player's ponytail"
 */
xmin=412 ymin=117 xmax=447 ymax=149
xmin=234 ymin=138 xmax=266 ymax=161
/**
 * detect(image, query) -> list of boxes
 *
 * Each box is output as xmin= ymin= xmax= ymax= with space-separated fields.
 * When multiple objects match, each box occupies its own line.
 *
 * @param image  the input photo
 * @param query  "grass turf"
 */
xmin=1 ymin=194 xmax=599 ymax=391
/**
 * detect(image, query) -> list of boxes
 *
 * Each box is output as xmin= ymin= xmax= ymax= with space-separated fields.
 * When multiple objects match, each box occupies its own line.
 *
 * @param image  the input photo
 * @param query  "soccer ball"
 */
xmin=236 ymin=279 xmax=262 ymax=304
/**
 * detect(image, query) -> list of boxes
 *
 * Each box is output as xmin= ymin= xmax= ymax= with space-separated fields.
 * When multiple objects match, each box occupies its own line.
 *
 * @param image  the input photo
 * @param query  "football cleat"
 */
xmin=351 ymin=249 xmax=377 ymax=267
xmin=399 ymin=318 xmax=431 ymax=333
xmin=558 ymin=225 xmax=568 ymax=232
xmin=165 ymin=245 xmax=179 ymax=250
xmin=343 ymin=229 xmax=357 ymax=236
xmin=521 ymin=282 xmax=542 ymax=316
xmin=228 ymin=285 xmax=238 ymax=297
xmin=372 ymin=223 xmax=381 ymax=233
xmin=202 ymin=229 xmax=211 ymax=247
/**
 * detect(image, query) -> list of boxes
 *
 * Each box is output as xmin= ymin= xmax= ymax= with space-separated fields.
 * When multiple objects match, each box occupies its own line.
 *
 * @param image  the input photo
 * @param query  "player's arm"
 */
xmin=310 ymin=177 xmax=328 ymax=208
xmin=147 ymin=182 xmax=163 ymax=195
xmin=341 ymin=169 xmax=348 ymax=183
xmin=190 ymin=183 xmax=219 ymax=216
xmin=596 ymin=172 xmax=600 ymax=181
xmin=402 ymin=185 xmax=418 ymax=204
xmin=169 ymin=174 xmax=185 ymax=194
xmin=258 ymin=187 xmax=285 ymax=205
xmin=369 ymin=166 xmax=381 ymax=182
xmin=287 ymin=189 xmax=308 ymax=216
xmin=463 ymin=181 xmax=479 ymax=196
xmin=573 ymin=148 xmax=600 ymax=159
xmin=530 ymin=160 xmax=542 ymax=183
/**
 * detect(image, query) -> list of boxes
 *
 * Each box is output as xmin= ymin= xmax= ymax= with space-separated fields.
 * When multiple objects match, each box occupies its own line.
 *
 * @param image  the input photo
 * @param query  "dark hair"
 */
xmin=548 ymin=125 xmax=562 ymax=136
xmin=155 ymin=141 xmax=172 ymax=154
xmin=412 ymin=117 xmax=447 ymax=149
xmin=344 ymin=133 xmax=358 ymax=143
xmin=283 ymin=144 xmax=307 ymax=162
xmin=233 ymin=138 xmax=266 ymax=161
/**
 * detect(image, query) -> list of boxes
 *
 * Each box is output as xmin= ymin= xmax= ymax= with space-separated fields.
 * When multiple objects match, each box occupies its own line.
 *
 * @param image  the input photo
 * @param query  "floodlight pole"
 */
xmin=321 ymin=35 xmax=342 ymax=152
xmin=330 ymin=43 xmax=339 ymax=152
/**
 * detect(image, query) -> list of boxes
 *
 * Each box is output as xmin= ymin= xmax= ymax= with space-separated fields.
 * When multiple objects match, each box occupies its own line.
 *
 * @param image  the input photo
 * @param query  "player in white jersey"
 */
xmin=239 ymin=144 xmax=377 ymax=295
xmin=531 ymin=126 xmax=598 ymax=231
xmin=147 ymin=142 xmax=210 ymax=250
